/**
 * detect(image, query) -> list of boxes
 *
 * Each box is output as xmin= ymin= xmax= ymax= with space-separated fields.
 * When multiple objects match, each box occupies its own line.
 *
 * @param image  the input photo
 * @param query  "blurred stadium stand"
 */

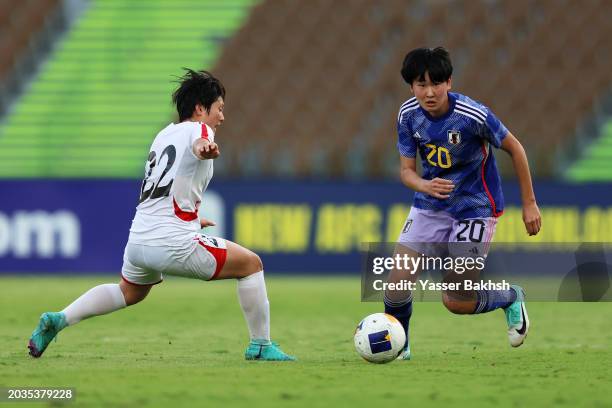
xmin=0 ymin=0 xmax=66 ymax=116
xmin=214 ymin=0 xmax=612 ymax=179
xmin=0 ymin=0 xmax=255 ymax=177
xmin=0 ymin=0 xmax=610 ymax=180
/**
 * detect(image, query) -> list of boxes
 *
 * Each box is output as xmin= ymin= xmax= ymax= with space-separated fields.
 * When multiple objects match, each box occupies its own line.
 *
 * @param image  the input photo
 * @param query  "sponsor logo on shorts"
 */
xmin=197 ymin=234 xmax=225 ymax=248
xmin=402 ymin=219 xmax=413 ymax=233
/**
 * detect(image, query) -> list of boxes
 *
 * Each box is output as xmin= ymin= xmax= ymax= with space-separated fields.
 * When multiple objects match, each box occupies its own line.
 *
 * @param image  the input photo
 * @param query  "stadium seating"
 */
xmin=0 ymin=0 xmax=610 ymax=179
xmin=0 ymin=0 xmax=59 ymax=79
xmin=0 ymin=0 xmax=255 ymax=177
xmin=213 ymin=0 xmax=612 ymax=178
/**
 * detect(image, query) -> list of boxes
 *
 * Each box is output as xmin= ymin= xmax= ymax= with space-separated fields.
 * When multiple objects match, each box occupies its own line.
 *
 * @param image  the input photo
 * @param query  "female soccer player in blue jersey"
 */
xmin=386 ymin=47 xmax=542 ymax=360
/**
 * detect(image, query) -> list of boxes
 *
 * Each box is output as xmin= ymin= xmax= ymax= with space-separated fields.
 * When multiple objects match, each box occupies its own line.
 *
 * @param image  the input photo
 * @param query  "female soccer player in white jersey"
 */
xmin=386 ymin=47 xmax=542 ymax=360
xmin=28 ymin=69 xmax=295 ymax=361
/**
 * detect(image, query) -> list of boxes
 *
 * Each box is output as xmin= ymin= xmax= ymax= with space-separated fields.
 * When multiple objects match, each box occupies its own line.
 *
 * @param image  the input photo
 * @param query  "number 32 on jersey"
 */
xmin=425 ymin=144 xmax=452 ymax=168
xmin=139 ymin=145 xmax=176 ymax=203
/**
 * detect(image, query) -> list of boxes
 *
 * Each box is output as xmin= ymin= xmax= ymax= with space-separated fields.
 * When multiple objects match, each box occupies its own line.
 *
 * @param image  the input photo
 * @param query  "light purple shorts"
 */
xmin=398 ymin=207 xmax=497 ymax=257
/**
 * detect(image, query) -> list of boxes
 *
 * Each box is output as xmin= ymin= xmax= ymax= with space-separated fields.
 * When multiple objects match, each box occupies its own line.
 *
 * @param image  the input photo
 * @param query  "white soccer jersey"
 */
xmin=128 ymin=121 xmax=215 ymax=254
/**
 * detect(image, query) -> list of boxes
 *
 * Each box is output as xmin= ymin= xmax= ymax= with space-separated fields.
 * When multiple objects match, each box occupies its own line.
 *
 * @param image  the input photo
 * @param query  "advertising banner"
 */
xmin=1 ymin=180 xmax=611 ymax=273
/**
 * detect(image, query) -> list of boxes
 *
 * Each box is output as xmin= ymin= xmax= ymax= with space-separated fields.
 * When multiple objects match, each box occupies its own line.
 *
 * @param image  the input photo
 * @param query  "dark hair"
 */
xmin=400 ymin=47 xmax=453 ymax=85
xmin=172 ymin=68 xmax=226 ymax=121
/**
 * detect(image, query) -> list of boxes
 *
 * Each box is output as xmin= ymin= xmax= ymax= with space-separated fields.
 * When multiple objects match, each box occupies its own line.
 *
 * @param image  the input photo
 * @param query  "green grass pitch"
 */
xmin=1 ymin=276 xmax=611 ymax=407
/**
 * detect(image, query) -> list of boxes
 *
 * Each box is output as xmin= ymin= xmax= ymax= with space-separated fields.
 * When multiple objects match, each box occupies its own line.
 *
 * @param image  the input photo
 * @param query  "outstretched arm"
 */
xmin=193 ymin=138 xmax=220 ymax=160
xmin=500 ymin=132 xmax=542 ymax=235
xmin=399 ymin=156 xmax=455 ymax=199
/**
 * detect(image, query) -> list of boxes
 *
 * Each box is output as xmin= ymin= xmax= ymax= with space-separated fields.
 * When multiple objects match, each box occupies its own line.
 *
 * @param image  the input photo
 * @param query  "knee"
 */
xmin=120 ymin=282 xmax=151 ymax=306
xmin=124 ymin=292 xmax=146 ymax=307
xmin=442 ymin=292 xmax=474 ymax=315
xmin=247 ymin=251 xmax=263 ymax=274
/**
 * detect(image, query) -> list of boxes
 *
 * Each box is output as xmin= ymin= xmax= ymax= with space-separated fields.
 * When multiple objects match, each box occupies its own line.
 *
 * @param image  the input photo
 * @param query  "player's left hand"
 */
xmin=194 ymin=139 xmax=221 ymax=160
xmin=200 ymin=218 xmax=216 ymax=228
xmin=522 ymin=202 xmax=541 ymax=236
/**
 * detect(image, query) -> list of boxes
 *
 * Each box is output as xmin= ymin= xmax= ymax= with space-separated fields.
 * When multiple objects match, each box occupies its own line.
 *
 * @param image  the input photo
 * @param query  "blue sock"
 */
xmin=473 ymin=287 xmax=517 ymax=314
xmin=384 ymin=294 xmax=412 ymax=347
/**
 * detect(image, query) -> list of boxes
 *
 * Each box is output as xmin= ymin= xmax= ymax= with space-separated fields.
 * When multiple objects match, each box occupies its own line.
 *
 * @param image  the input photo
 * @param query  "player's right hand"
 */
xmin=422 ymin=177 xmax=454 ymax=199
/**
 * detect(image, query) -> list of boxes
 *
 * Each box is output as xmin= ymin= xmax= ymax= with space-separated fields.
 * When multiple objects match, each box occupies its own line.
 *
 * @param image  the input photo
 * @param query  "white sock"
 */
xmin=61 ymin=283 xmax=127 ymax=326
xmin=237 ymin=271 xmax=270 ymax=341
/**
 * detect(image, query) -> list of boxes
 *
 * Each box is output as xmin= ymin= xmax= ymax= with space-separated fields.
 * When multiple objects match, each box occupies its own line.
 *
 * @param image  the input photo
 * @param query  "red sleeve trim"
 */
xmin=201 ymin=123 xmax=209 ymax=140
xmin=480 ymin=143 xmax=503 ymax=218
xmin=173 ymin=198 xmax=199 ymax=221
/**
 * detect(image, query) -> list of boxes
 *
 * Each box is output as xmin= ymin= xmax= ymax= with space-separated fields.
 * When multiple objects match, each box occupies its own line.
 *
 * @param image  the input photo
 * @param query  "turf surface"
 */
xmin=1 ymin=276 xmax=611 ymax=407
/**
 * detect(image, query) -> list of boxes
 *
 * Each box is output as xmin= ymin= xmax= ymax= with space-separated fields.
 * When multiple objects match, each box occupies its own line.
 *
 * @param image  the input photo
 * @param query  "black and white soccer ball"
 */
xmin=354 ymin=313 xmax=406 ymax=364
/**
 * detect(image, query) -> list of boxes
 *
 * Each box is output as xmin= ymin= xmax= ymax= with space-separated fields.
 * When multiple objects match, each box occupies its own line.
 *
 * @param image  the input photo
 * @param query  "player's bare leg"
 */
xmin=441 ymin=269 xmax=528 ymax=347
xmin=120 ymin=280 xmax=152 ymax=306
xmin=28 ymin=280 xmax=152 ymax=358
xmin=213 ymin=241 xmax=295 ymax=361
xmin=441 ymin=268 xmax=479 ymax=314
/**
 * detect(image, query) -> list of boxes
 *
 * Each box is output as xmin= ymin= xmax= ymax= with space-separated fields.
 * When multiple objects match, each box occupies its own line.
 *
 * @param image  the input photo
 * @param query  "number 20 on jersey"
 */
xmin=425 ymin=144 xmax=452 ymax=168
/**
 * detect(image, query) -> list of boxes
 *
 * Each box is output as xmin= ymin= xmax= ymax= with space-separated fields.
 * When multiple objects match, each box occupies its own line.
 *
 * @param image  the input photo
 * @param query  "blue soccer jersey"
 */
xmin=397 ymin=92 xmax=508 ymax=219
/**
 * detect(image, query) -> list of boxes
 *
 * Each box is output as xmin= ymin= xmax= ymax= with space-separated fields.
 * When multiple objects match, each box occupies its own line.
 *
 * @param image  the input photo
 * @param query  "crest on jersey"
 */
xmin=447 ymin=130 xmax=461 ymax=145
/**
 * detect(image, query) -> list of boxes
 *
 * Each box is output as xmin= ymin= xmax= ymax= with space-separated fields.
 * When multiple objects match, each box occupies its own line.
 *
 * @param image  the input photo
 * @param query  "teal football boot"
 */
xmin=245 ymin=339 xmax=296 ymax=361
xmin=504 ymin=285 xmax=529 ymax=347
xmin=396 ymin=338 xmax=411 ymax=360
xmin=28 ymin=312 xmax=68 ymax=358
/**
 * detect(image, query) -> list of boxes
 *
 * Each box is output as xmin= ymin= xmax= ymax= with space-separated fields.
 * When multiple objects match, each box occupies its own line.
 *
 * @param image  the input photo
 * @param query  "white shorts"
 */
xmin=121 ymin=233 xmax=228 ymax=286
xmin=398 ymin=207 xmax=497 ymax=257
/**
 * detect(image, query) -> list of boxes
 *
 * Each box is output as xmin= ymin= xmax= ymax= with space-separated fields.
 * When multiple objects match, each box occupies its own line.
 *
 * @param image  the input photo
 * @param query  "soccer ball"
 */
xmin=354 ymin=313 xmax=406 ymax=364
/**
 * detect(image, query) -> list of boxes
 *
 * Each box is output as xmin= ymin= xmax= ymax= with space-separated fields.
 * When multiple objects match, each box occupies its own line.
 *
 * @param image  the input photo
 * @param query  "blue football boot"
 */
xmin=244 ymin=339 xmax=296 ymax=361
xmin=28 ymin=312 xmax=67 ymax=358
